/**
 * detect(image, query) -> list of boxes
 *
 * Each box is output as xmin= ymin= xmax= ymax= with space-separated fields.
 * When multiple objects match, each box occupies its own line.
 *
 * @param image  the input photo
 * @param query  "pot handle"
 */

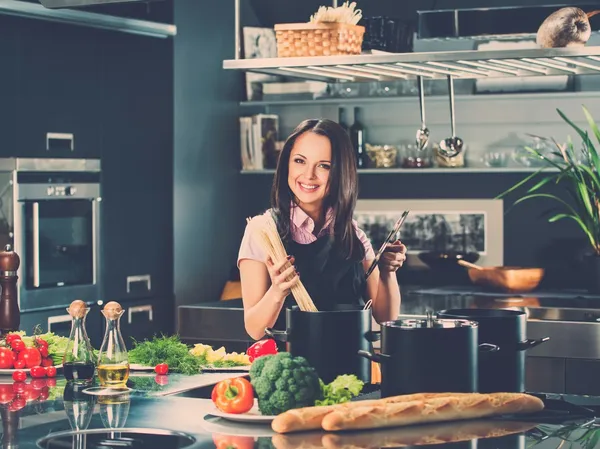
xmin=478 ymin=343 xmax=500 ymax=353
xmin=264 ymin=328 xmax=288 ymax=342
xmin=516 ymin=337 xmax=550 ymax=351
xmin=357 ymin=349 xmax=391 ymax=364
xmin=365 ymin=330 xmax=381 ymax=342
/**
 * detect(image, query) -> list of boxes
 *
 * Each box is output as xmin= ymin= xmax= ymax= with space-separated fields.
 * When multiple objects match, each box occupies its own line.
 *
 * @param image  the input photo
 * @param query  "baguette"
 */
xmin=271 ymin=392 xmax=495 ymax=434
xmin=321 ymin=393 xmax=544 ymax=432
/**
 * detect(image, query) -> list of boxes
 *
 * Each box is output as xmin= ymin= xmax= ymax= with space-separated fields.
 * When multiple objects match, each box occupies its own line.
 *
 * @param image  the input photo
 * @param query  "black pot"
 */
xmin=265 ymin=305 xmax=379 ymax=384
xmin=358 ymin=316 xmax=499 ymax=398
xmin=437 ymin=309 xmax=549 ymax=393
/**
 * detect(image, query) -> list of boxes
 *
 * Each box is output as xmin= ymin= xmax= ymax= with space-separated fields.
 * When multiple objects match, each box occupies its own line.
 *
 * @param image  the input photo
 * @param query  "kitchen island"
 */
xmin=5 ymin=372 xmax=600 ymax=449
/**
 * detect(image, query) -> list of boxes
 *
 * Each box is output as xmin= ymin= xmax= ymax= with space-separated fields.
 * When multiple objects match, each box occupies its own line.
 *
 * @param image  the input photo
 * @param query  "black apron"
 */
xmin=272 ymin=233 xmax=368 ymax=337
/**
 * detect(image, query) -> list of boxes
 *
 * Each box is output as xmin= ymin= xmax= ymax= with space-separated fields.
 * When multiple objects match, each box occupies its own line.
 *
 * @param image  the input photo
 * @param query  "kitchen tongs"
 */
xmin=365 ymin=210 xmax=410 ymax=279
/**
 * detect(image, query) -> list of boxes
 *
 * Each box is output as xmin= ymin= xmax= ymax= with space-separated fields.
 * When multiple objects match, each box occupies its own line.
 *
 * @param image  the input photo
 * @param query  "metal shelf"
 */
xmin=241 ymin=167 xmax=556 ymax=174
xmin=224 ymin=46 xmax=600 ymax=82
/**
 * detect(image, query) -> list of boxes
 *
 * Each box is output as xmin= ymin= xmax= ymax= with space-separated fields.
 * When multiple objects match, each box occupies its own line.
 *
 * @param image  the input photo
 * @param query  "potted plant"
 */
xmin=497 ymin=105 xmax=600 ymax=293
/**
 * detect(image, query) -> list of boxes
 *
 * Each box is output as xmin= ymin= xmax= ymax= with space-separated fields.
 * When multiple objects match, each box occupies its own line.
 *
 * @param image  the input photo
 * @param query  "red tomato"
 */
xmin=41 ymin=358 xmax=53 ymax=367
xmin=18 ymin=348 xmax=42 ymax=368
xmin=12 ymin=371 xmax=26 ymax=382
xmin=5 ymin=334 xmax=21 ymax=344
xmin=10 ymin=340 xmax=25 ymax=352
xmin=31 ymin=379 xmax=47 ymax=390
xmin=39 ymin=387 xmax=50 ymax=401
xmin=11 ymin=351 xmax=17 ymax=362
xmin=45 ymin=366 xmax=56 ymax=378
xmin=0 ymin=347 xmax=14 ymax=369
xmin=45 ymin=378 xmax=57 ymax=387
xmin=23 ymin=387 xmax=40 ymax=402
xmin=9 ymin=397 xmax=26 ymax=412
xmin=38 ymin=346 xmax=49 ymax=358
xmin=13 ymin=359 xmax=25 ymax=369
xmin=35 ymin=338 xmax=48 ymax=349
xmin=154 ymin=363 xmax=169 ymax=375
xmin=30 ymin=366 xmax=46 ymax=378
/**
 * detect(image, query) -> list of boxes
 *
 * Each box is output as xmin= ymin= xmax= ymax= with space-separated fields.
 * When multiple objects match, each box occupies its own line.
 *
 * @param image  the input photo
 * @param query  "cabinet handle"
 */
xmin=46 ymin=133 xmax=74 ymax=151
xmin=32 ymin=202 xmax=40 ymax=288
xmin=126 ymin=274 xmax=152 ymax=294
xmin=47 ymin=314 xmax=71 ymax=332
xmin=128 ymin=305 xmax=153 ymax=324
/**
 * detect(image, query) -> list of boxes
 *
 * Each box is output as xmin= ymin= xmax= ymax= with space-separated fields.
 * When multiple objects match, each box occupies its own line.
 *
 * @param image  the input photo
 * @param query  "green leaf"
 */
xmin=549 ymin=213 xmax=598 ymax=249
xmin=495 ymin=167 xmax=549 ymax=199
xmin=581 ymin=105 xmax=600 ymax=174
xmin=528 ymin=173 xmax=559 ymax=193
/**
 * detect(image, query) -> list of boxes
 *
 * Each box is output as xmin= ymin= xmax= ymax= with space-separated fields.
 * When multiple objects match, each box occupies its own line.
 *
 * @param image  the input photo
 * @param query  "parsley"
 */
xmin=128 ymin=335 xmax=202 ymax=376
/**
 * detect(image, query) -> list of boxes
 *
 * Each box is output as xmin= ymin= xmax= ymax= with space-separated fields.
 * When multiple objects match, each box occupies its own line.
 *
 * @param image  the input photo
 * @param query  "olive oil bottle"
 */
xmin=97 ymin=301 xmax=130 ymax=388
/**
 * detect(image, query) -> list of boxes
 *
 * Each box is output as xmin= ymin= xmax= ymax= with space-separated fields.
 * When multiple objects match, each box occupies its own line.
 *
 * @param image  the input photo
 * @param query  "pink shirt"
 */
xmin=237 ymin=205 xmax=375 ymax=266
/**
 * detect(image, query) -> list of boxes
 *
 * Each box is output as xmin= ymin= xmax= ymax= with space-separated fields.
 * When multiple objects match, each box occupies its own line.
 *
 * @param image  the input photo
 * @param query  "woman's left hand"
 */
xmin=379 ymin=240 xmax=407 ymax=273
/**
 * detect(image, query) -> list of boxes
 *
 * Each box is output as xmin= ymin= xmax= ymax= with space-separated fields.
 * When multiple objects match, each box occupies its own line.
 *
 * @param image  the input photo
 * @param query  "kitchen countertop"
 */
xmin=6 ymin=372 xmax=600 ymax=449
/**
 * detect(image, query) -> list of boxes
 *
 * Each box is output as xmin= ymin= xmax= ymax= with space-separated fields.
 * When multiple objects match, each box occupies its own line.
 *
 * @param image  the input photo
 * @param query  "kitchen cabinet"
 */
xmin=0 ymin=16 xmax=18 ymax=156
xmin=100 ymin=31 xmax=173 ymax=301
xmin=19 ymin=302 xmax=103 ymax=345
xmin=119 ymin=297 xmax=175 ymax=349
xmin=14 ymin=19 xmax=107 ymax=158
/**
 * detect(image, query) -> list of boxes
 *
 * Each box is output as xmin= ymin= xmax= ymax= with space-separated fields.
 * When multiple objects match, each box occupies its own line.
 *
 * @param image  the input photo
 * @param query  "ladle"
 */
xmin=438 ymin=75 xmax=464 ymax=158
xmin=458 ymin=260 xmax=483 ymax=270
xmin=415 ymin=75 xmax=429 ymax=151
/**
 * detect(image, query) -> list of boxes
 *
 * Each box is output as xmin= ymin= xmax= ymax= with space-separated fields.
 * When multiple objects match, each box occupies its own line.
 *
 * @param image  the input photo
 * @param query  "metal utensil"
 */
xmin=365 ymin=210 xmax=410 ymax=279
xmin=415 ymin=76 xmax=429 ymax=151
xmin=438 ymin=75 xmax=464 ymax=158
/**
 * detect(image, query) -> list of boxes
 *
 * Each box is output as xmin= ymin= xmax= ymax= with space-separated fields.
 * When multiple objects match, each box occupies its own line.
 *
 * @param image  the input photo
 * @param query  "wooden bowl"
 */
xmin=466 ymin=266 xmax=545 ymax=293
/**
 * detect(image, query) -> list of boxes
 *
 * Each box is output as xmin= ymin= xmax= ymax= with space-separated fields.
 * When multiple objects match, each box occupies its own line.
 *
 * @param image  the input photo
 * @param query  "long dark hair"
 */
xmin=270 ymin=119 xmax=364 ymax=261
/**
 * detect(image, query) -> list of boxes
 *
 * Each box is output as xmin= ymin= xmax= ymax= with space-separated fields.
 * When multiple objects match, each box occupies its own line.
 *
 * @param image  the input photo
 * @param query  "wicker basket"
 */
xmin=274 ymin=22 xmax=365 ymax=58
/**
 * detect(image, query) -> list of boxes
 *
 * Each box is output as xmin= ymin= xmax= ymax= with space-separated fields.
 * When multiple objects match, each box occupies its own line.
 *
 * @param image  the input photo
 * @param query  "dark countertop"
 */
xmin=6 ymin=374 xmax=600 ymax=449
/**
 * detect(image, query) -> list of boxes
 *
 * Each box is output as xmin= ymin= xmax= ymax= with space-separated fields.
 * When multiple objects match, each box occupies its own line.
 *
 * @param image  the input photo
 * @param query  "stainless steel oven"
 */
xmin=0 ymin=158 xmax=101 ymax=311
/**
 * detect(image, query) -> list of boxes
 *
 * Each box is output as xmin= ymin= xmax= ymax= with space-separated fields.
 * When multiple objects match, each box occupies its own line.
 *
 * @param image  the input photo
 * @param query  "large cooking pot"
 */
xmin=358 ymin=315 xmax=499 ymax=397
xmin=265 ymin=305 xmax=379 ymax=384
xmin=437 ymin=309 xmax=549 ymax=393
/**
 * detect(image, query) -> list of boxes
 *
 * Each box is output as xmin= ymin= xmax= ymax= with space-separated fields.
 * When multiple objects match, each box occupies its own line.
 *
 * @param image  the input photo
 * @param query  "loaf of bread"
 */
xmin=321 ymin=393 xmax=544 ymax=432
xmin=271 ymin=392 xmax=544 ymax=433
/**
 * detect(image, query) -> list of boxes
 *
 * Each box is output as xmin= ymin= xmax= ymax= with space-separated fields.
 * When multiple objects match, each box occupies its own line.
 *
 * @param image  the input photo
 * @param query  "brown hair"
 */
xmin=270 ymin=119 xmax=364 ymax=261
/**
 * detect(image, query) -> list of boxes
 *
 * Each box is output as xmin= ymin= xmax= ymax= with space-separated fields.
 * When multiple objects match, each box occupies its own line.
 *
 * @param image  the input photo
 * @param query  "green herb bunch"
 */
xmin=498 ymin=106 xmax=600 ymax=256
xmin=128 ymin=334 xmax=202 ymax=375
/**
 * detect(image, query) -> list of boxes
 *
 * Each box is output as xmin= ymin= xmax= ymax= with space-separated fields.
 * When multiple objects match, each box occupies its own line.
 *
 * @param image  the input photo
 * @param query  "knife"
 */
xmin=365 ymin=210 xmax=409 ymax=279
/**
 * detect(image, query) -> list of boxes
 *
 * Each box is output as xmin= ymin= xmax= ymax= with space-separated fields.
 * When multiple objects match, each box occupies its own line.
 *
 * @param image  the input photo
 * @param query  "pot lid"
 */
xmin=385 ymin=312 xmax=478 ymax=329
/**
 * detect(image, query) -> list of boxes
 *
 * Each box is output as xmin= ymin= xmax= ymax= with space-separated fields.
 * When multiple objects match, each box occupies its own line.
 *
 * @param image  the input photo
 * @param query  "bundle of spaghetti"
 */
xmin=247 ymin=215 xmax=318 ymax=312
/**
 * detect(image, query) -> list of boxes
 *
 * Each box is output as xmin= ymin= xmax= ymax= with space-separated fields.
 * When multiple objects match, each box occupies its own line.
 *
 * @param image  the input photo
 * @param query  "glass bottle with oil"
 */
xmin=97 ymin=301 xmax=130 ymax=387
xmin=63 ymin=300 xmax=96 ymax=384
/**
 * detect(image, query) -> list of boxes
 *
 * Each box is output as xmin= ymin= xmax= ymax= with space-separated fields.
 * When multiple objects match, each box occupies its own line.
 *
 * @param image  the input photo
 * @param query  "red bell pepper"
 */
xmin=247 ymin=338 xmax=277 ymax=363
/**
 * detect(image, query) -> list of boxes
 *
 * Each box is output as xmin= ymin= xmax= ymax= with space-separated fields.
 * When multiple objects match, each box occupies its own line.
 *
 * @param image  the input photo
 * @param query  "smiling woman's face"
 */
xmin=288 ymin=131 xmax=332 ymax=212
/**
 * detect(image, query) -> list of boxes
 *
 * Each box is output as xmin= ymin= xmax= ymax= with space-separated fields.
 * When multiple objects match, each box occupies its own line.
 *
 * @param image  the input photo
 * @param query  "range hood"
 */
xmin=39 ymin=0 xmax=165 ymax=7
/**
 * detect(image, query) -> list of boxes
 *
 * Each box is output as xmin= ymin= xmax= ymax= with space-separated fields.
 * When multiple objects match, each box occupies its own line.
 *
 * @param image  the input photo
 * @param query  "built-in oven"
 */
xmin=0 ymin=158 xmax=101 ymax=311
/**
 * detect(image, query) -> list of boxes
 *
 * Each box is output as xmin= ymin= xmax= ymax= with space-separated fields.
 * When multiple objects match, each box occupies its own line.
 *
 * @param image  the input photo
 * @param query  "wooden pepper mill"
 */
xmin=0 ymin=245 xmax=20 ymax=335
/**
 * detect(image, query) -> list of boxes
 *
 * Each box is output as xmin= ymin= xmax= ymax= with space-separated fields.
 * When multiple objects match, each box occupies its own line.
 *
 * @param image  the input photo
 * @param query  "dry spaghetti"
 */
xmin=247 ymin=215 xmax=318 ymax=312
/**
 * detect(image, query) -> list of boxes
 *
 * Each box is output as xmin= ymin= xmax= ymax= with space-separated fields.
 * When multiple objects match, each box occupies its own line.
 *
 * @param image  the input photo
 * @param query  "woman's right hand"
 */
xmin=266 ymin=255 xmax=299 ymax=299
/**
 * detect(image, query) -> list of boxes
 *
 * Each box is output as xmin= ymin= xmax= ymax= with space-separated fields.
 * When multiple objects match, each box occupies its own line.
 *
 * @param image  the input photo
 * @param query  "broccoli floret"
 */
xmin=249 ymin=352 xmax=321 ymax=415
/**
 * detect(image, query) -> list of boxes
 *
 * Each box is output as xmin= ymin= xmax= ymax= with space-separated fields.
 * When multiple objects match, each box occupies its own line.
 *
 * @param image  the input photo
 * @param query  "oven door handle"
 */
xmin=128 ymin=305 xmax=153 ymax=324
xmin=47 ymin=314 xmax=71 ymax=332
xmin=32 ymin=202 xmax=40 ymax=288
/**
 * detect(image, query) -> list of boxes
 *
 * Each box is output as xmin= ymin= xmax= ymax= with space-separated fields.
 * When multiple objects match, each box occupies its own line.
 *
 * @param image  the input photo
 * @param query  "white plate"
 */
xmin=207 ymin=400 xmax=276 ymax=424
xmin=0 ymin=364 xmax=63 ymax=376
xmin=201 ymin=415 xmax=275 ymax=437
xmin=129 ymin=364 xmax=251 ymax=372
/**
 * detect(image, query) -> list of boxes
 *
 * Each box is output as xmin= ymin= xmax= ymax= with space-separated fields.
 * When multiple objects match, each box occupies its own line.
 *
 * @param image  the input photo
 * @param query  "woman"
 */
xmin=238 ymin=119 xmax=407 ymax=341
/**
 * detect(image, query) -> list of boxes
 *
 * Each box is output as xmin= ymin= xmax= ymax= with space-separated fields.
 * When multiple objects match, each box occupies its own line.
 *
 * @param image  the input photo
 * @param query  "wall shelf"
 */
xmin=241 ymin=167 xmax=556 ymax=175
xmin=224 ymin=46 xmax=600 ymax=83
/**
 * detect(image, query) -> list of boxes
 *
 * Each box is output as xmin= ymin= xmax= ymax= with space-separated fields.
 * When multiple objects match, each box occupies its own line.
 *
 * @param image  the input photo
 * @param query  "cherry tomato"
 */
xmin=12 ymin=371 xmax=26 ymax=382
xmin=11 ymin=351 xmax=17 ymax=362
xmin=10 ymin=340 xmax=25 ymax=352
xmin=5 ymin=334 xmax=21 ymax=344
xmin=41 ymin=358 xmax=53 ymax=367
xmin=39 ymin=387 xmax=50 ymax=401
xmin=13 ymin=359 xmax=25 ymax=370
xmin=0 ymin=385 xmax=15 ymax=404
xmin=35 ymin=338 xmax=48 ymax=349
xmin=31 ymin=379 xmax=47 ymax=390
xmin=45 ymin=366 xmax=56 ymax=378
xmin=154 ymin=363 xmax=169 ymax=375
xmin=18 ymin=348 xmax=42 ymax=368
xmin=30 ymin=366 xmax=46 ymax=378
xmin=0 ymin=347 xmax=14 ymax=369
xmin=38 ymin=346 xmax=49 ymax=358
xmin=45 ymin=378 xmax=57 ymax=387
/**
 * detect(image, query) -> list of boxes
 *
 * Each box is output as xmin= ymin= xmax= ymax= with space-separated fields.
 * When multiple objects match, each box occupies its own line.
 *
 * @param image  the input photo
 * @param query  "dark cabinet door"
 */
xmin=15 ymin=19 xmax=107 ymax=158
xmin=0 ymin=16 xmax=18 ymax=157
xmin=101 ymin=32 xmax=173 ymax=301
xmin=119 ymin=297 xmax=175 ymax=349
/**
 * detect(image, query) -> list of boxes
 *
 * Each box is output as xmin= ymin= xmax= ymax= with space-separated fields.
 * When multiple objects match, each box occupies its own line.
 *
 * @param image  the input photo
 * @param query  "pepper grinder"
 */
xmin=0 ymin=245 xmax=20 ymax=335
